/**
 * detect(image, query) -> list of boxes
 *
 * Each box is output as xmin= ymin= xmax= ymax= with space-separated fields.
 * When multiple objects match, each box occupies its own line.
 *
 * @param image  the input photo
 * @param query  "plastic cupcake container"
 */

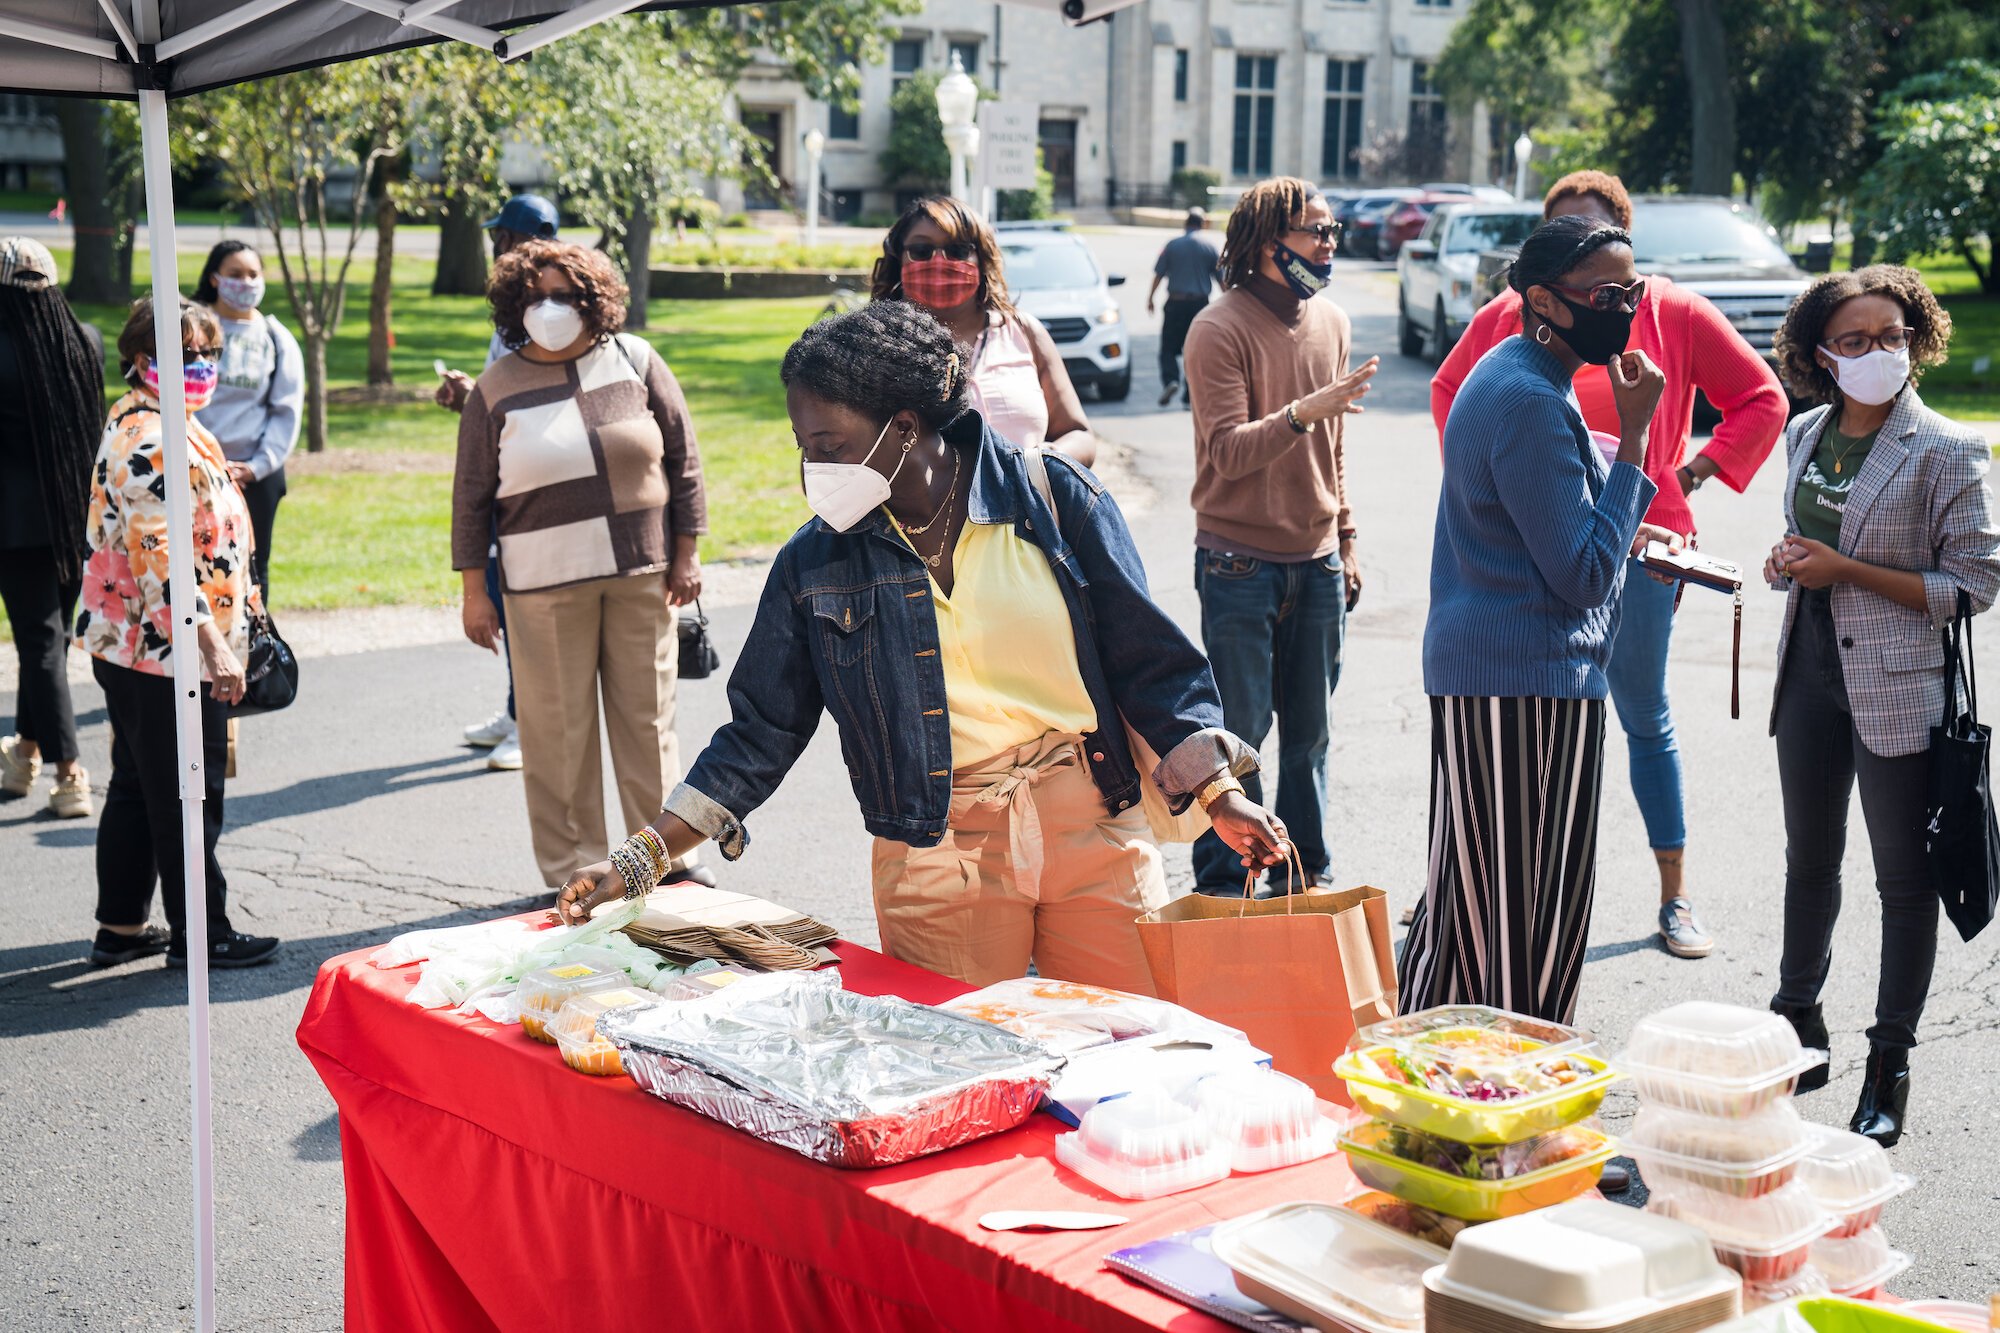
xmin=1620 ymin=1001 xmax=1820 ymax=1118
xmin=1810 ymin=1228 xmax=1911 ymax=1300
xmin=1624 ymin=1101 xmax=1813 ymax=1199
xmin=1795 ymin=1123 xmax=1914 ymax=1238
xmin=1053 ymin=1088 xmax=1230 ymax=1200
xmin=1189 ymin=1066 xmax=1335 ymax=1173
xmin=1646 ymin=1180 xmax=1833 ymax=1283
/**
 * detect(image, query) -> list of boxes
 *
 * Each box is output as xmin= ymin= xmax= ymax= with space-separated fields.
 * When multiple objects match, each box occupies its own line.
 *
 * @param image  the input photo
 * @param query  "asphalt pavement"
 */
xmin=1 ymin=229 xmax=1994 ymax=1330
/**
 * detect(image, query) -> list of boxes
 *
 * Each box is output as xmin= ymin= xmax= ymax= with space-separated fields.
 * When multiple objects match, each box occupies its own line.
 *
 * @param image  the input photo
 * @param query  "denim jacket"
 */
xmin=667 ymin=412 xmax=1255 ymax=857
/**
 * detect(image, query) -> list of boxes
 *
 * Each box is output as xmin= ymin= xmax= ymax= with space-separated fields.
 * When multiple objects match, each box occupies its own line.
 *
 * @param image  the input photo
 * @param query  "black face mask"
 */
xmin=1543 ymin=290 xmax=1636 ymax=366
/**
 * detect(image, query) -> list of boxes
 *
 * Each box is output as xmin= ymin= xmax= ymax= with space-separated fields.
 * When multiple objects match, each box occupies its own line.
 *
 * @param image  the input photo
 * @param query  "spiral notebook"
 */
xmin=1105 ymin=1225 xmax=1308 ymax=1332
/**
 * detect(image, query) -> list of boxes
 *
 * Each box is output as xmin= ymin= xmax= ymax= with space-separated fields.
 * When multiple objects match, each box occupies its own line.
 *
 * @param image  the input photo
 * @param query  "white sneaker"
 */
xmin=0 ymin=735 xmax=41 ymax=797
xmin=464 ymin=710 xmax=516 ymax=749
xmin=486 ymin=733 xmax=524 ymax=771
xmin=49 ymin=769 xmax=93 ymax=819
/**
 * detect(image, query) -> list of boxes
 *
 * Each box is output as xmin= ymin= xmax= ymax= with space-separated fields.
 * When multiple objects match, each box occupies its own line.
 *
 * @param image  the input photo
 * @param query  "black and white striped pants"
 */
xmin=1402 ymin=695 xmax=1607 ymax=1024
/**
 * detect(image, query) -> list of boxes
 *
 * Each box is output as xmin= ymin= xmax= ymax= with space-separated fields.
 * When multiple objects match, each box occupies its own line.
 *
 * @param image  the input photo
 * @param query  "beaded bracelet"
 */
xmin=632 ymin=825 xmax=670 ymax=878
xmin=610 ymin=844 xmax=652 ymax=901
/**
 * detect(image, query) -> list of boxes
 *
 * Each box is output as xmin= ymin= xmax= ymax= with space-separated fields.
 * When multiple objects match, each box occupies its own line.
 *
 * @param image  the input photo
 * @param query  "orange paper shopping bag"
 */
xmin=1136 ymin=884 xmax=1398 ymax=1104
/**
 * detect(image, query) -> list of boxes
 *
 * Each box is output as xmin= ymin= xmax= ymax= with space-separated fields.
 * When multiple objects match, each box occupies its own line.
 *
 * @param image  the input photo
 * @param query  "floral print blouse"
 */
xmin=75 ymin=391 xmax=257 ymax=677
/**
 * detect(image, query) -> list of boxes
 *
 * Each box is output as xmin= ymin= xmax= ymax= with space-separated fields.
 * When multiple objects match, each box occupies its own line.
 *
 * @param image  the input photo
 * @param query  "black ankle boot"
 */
xmin=1850 ymin=1044 xmax=1910 ymax=1147
xmin=1770 ymin=1000 xmax=1831 ymax=1093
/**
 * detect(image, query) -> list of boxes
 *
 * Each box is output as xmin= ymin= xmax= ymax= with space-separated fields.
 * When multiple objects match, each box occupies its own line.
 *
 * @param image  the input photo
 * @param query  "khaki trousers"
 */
xmin=871 ymin=733 xmax=1168 ymax=993
xmin=502 ymin=574 xmax=692 ymax=889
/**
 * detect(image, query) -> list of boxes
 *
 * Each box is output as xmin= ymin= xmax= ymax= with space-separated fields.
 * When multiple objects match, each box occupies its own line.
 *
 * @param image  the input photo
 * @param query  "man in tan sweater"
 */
xmin=1182 ymin=176 xmax=1379 ymax=897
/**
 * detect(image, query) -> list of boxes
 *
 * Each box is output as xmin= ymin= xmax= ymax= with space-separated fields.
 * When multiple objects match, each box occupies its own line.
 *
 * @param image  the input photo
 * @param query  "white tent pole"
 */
xmin=0 ymin=13 xmax=120 ymax=58
xmin=137 ymin=83 xmax=219 ymax=1333
xmin=92 ymin=0 xmax=141 ymax=60
xmin=491 ymin=0 xmax=650 ymax=61
xmin=333 ymin=0 xmax=500 ymax=49
xmin=157 ymin=0 xmax=311 ymax=60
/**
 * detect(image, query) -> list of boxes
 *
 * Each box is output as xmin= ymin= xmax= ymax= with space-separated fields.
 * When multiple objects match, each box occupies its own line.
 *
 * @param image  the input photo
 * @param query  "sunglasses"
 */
xmin=1821 ymin=326 xmax=1912 ymax=359
xmin=1549 ymin=277 xmax=1647 ymax=313
xmin=902 ymin=240 xmax=978 ymax=263
xmin=183 ymin=346 xmax=223 ymax=360
xmin=1287 ymin=223 xmax=1341 ymax=246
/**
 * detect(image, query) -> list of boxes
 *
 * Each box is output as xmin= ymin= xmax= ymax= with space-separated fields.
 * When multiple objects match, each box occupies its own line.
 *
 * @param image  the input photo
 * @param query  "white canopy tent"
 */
xmin=0 ymin=0 xmax=1138 ymax=1325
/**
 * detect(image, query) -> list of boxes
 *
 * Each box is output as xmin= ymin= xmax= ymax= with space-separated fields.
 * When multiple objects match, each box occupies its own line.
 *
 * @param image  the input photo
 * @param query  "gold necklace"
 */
xmin=901 ymin=445 xmax=961 ymax=536
xmin=1829 ymin=429 xmax=1871 ymax=475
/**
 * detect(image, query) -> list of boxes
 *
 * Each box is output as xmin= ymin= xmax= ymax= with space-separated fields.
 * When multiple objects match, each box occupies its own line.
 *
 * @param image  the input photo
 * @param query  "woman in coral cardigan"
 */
xmin=1431 ymin=171 xmax=1788 ymax=960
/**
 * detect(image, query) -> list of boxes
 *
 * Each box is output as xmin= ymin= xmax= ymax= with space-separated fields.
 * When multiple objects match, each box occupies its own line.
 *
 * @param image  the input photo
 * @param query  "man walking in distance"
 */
xmin=434 ymin=193 xmax=560 ymax=773
xmin=1182 ymin=177 xmax=1378 ymax=897
xmin=1147 ymin=207 xmax=1220 ymax=407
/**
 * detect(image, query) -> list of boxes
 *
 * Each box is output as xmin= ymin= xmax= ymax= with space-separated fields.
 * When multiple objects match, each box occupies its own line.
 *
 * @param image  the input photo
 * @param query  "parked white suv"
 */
xmin=997 ymin=224 xmax=1132 ymax=401
xmin=1398 ymin=203 xmax=1542 ymax=362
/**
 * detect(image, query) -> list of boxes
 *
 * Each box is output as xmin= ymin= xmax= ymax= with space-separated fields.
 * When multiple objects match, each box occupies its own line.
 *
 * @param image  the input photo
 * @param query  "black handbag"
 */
xmin=1924 ymin=589 xmax=1999 ymax=941
xmin=678 ymin=598 xmax=721 ymax=681
xmin=230 ymin=605 xmax=299 ymax=718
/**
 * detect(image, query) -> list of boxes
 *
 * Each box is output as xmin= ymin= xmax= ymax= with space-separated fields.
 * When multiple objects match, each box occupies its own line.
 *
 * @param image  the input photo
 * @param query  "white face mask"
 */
xmin=802 ymin=417 xmax=907 ymax=533
xmin=1822 ymin=345 xmax=1910 ymax=407
xmin=523 ymin=299 xmax=584 ymax=352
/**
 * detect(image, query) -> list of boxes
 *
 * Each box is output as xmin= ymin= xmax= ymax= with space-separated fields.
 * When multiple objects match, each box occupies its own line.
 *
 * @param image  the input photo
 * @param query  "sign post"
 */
xmin=976 ymin=100 xmax=1039 ymax=219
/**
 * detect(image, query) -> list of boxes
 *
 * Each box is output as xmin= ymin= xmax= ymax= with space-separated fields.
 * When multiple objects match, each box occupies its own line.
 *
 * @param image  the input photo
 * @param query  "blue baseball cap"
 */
xmin=483 ymin=194 xmax=559 ymax=238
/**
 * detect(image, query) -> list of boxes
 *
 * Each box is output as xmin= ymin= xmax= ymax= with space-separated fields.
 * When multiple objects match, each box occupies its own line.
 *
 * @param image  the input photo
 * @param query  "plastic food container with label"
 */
xmin=1647 ymin=1180 xmax=1833 ymax=1283
xmin=1336 ymin=1005 xmax=1619 ymax=1145
xmin=1053 ymin=1088 xmax=1229 ymax=1200
xmin=1189 ymin=1065 xmax=1335 ymax=1173
xmin=516 ymin=963 xmax=627 ymax=1043
xmin=1624 ymin=1101 xmax=1813 ymax=1199
xmin=1210 ymin=1201 xmax=1445 ymax=1333
xmin=1809 ymin=1229 xmax=1910 ymax=1300
xmin=650 ymin=962 xmax=758 ymax=1001
xmin=1794 ymin=1124 xmax=1913 ymax=1238
xmin=1423 ymin=1198 xmax=1743 ymax=1330
xmin=546 ymin=985 xmax=658 ymax=1076
xmin=1620 ymin=1002 xmax=1820 ymax=1118
xmin=1340 ymin=1118 xmax=1617 ymax=1221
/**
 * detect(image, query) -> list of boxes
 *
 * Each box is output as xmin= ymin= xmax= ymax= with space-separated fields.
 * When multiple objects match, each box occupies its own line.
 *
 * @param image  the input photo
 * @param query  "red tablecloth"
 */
xmin=298 ymin=924 xmax=1363 ymax=1332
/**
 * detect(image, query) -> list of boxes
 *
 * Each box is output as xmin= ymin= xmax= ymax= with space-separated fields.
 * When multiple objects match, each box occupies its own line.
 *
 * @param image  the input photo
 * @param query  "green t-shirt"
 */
xmin=1794 ymin=422 xmax=1880 ymax=547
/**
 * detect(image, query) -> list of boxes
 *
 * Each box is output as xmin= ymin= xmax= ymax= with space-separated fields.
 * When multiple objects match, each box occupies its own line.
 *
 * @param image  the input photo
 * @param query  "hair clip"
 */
xmin=942 ymin=352 xmax=960 ymax=399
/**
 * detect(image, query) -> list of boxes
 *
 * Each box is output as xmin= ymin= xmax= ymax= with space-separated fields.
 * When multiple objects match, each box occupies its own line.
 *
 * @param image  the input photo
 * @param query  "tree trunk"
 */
xmin=624 ymin=204 xmax=653 ymax=330
xmin=1676 ymin=0 xmax=1737 ymax=196
xmin=54 ymin=100 xmax=126 ymax=304
xmin=304 ymin=332 xmax=329 ymax=454
xmin=432 ymin=197 xmax=489 ymax=296
xmin=1850 ymin=231 xmax=1877 ymax=269
xmin=368 ymin=194 xmax=397 ymax=387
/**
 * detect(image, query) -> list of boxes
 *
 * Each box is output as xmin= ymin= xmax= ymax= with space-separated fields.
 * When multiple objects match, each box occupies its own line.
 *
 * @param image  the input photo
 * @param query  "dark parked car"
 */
xmin=1379 ymin=193 xmax=1474 ymax=262
xmin=1340 ymin=189 xmax=1421 ymax=258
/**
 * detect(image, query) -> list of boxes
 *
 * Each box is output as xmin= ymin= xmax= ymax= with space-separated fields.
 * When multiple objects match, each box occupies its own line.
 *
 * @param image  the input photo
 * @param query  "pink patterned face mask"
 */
xmin=141 ymin=356 xmax=220 ymax=412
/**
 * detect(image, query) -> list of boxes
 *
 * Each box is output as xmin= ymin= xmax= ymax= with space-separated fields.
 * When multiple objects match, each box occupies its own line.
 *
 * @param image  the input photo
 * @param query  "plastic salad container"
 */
xmin=1341 ymin=1190 xmax=1472 ymax=1250
xmin=1053 ymin=1089 xmax=1229 ymax=1200
xmin=545 ymin=985 xmax=658 ymax=1076
xmin=1795 ymin=1124 xmax=1913 ymax=1238
xmin=1742 ymin=1266 xmax=1830 ymax=1310
xmin=1809 ymin=1229 xmax=1910 ymax=1300
xmin=1189 ymin=1066 xmax=1334 ymax=1173
xmin=516 ymin=963 xmax=627 ymax=1043
xmin=1624 ymin=1101 xmax=1813 ymax=1199
xmin=1620 ymin=1002 xmax=1820 ymax=1117
xmin=1339 ymin=1118 xmax=1616 ymax=1221
xmin=1424 ymin=1198 xmax=1742 ymax=1329
xmin=1647 ymin=1180 xmax=1833 ymax=1283
xmin=1209 ymin=1201 xmax=1444 ymax=1333
xmin=1336 ymin=1005 xmax=1619 ymax=1145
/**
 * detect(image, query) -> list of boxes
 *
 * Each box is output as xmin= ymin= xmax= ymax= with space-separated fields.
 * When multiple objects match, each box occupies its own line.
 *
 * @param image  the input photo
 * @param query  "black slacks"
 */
xmin=0 ymin=545 xmax=81 ymax=765
xmin=239 ymin=466 xmax=286 ymax=604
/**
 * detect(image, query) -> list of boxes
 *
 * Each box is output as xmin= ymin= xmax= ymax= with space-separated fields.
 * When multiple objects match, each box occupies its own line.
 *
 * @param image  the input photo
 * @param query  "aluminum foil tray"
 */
xmin=601 ymin=973 xmax=1065 ymax=1167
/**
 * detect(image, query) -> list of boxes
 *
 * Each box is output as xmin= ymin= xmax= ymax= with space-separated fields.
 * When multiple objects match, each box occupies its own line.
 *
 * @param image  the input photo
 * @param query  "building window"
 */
xmin=1172 ymin=140 xmax=1188 ymax=174
xmin=1409 ymin=59 xmax=1448 ymax=143
xmin=891 ymin=38 xmax=926 ymax=99
xmin=1415 ymin=0 xmax=1453 ymax=6
xmin=1173 ymin=49 xmax=1189 ymax=103
xmin=1322 ymin=59 xmax=1365 ymax=181
xmin=828 ymin=56 xmax=860 ymax=140
xmin=948 ymin=40 xmax=980 ymax=75
xmin=1231 ymin=55 xmax=1277 ymax=178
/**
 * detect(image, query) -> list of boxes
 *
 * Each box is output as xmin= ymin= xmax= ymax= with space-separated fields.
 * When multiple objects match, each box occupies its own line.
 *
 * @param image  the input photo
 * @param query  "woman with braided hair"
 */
xmin=556 ymin=302 xmax=1291 ymax=992
xmin=0 ymin=238 xmax=104 ymax=819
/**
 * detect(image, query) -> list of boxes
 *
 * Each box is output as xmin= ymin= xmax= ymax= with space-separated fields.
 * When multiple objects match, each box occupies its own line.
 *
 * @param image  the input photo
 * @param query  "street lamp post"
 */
xmin=1513 ymin=132 xmax=1534 ymax=201
xmin=936 ymin=51 xmax=980 ymax=205
xmin=803 ymin=126 xmax=826 ymax=248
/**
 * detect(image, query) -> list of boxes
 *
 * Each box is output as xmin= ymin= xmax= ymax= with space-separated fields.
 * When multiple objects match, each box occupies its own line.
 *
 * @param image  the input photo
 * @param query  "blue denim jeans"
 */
xmin=1604 ymin=568 xmax=1684 ymax=850
xmin=1191 ymin=549 xmax=1346 ymax=894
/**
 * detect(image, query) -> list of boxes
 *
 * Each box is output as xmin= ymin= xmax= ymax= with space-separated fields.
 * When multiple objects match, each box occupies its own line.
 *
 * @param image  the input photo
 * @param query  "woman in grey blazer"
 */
xmin=1763 ymin=266 xmax=2000 ymax=1146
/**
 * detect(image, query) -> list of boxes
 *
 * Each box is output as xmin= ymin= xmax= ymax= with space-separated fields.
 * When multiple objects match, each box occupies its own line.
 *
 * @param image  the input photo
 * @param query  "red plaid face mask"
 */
xmin=900 ymin=255 xmax=981 ymax=311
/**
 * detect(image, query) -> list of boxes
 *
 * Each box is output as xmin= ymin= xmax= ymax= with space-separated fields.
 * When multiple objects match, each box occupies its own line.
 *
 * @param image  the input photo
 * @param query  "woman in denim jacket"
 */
xmin=557 ymin=303 xmax=1288 ymax=990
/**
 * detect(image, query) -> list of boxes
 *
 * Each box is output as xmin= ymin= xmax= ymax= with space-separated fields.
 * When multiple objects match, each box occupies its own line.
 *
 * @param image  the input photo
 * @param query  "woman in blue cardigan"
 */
xmin=1405 ymin=216 xmax=1678 ymax=1022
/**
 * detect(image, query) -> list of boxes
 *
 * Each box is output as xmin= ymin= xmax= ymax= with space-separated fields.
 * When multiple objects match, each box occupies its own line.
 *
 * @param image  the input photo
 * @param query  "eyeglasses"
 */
xmin=1287 ymin=223 xmax=1341 ymax=246
xmin=539 ymin=290 xmax=580 ymax=307
xmin=1549 ymin=278 xmax=1647 ymax=313
xmin=902 ymin=240 xmax=978 ymax=263
xmin=1821 ymin=326 xmax=1913 ymax=359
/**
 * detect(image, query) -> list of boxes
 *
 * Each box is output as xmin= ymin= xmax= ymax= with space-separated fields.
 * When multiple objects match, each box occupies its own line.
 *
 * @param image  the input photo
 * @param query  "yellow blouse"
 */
xmin=901 ymin=517 xmax=1098 ymax=770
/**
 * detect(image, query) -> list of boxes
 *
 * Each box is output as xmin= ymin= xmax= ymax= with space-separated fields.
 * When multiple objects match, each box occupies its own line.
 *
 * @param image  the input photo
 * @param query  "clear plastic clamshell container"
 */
xmin=1742 ymin=1266 xmax=1830 ymax=1311
xmin=1053 ymin=1088 xmax=1229 ymax=1200
xmin=1894 ymin=1301 xmax=1992 ymax=1333
xmin=1189 ymin=1065 xmax=1335 ymax=1173
xmin=1209 ymin=1201 xmax=1444 ymax=1333
xmin=1795 ymin=1124 xmax=1913 ymax=1238
xmin=1336 ymin=1005 xmax=1619 ymax=1145
xmin=1339 ymin=1118 xmax=1616 ymax=1221
xmin=650 ymin=962 xmax=758 ymax=1001
xmin=1647 ymin=1180 xmax=1834 ymax=1284
xmin=1809 ymin=1229 xmax=1910 ymax=1300
xmin=1624 ymin=1101 xmax=1814 ymax=1199
xmin=545 ymin=985 xmax=658 ymax=1076
xmin=1620 ymin=1002 xmax=1820 ymax=1117
xmin=516 ymin=963 xmax=627 ymax=1043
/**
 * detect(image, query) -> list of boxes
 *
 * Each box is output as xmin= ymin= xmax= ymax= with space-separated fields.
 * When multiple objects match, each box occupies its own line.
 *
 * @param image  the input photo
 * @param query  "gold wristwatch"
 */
xmin=1195 ymin=773 xmax=1245 ymax=812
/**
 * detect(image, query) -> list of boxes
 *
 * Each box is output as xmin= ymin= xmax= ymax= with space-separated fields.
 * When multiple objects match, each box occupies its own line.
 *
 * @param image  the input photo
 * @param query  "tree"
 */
xmin=182 ymin=60 xmax=405 ymax=452
xmin=1675 ymin=0 xmax=1736 ymax=195
xmin=54 ymin=100 xmax=141 ymax=304
xmin=1854 ymin=60 xmax=2000 ymax=294
xmin=879 ymin=70 xmax=952 ymax=193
